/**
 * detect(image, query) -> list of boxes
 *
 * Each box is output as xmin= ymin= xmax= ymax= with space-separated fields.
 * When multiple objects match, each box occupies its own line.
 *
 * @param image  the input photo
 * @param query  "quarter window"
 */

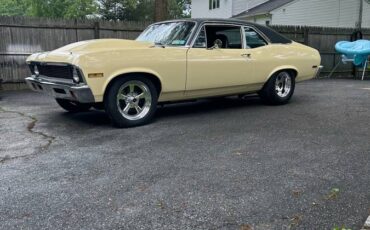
xmin=209 ymin=0 xmax=220 ymax=10
xmin=194 ymin=27 xmax=207 ymax=48
xmin=244 ymin=27 xmax=267 ymax=49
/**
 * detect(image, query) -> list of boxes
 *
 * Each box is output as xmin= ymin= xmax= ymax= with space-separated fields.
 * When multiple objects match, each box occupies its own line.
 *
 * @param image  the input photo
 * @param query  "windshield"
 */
xmin=136 ymin=21 xmax=195 ymax=46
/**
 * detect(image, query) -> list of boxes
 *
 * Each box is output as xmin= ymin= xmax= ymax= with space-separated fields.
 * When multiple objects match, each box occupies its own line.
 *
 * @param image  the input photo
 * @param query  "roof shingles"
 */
xmin=233 ymin=0 xmax=295 ymax=18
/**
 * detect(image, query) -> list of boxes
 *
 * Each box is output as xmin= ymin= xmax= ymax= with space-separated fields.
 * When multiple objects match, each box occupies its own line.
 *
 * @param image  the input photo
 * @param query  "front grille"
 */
xmin=29 ymin=63 xmax=73 ymax=80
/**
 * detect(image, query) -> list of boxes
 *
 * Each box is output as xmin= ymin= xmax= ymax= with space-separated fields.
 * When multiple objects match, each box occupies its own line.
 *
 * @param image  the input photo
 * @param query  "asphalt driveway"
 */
xmin=0 ymin=79 xmax=369 ymax=229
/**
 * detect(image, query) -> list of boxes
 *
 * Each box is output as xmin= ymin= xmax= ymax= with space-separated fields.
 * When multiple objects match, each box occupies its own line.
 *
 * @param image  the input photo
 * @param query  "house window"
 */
xmin=209 ymin=0 xmax=220 ymax=10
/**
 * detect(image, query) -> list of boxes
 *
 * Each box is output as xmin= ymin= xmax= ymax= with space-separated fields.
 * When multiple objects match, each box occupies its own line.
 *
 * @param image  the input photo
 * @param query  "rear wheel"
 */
xmin=104 ymin=76 xmax=158 ymax=128
xmin=56 ymin=99 xmax=91 ymax=112
xmin=259 ymin=71 xmax=295 ymax=105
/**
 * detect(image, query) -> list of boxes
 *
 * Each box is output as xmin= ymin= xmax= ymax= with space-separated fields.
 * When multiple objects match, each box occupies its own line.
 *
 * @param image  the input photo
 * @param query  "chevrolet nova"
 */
xmin=26 ymin=19 xmax=322 ymax=127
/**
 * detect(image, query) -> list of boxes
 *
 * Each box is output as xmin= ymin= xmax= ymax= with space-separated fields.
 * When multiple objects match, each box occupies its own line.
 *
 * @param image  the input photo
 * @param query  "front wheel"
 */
xmin=56 ymin=99 xmax=91 ymax=112
xmin=259 ymin=71 xmax=295 ymax=105
xmin=104 ymin=76 xmax=158 ymax=128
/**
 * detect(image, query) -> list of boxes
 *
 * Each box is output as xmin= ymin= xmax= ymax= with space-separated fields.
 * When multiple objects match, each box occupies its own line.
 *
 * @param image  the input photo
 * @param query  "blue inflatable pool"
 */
xmin=335 ymin=40 xmax=370 ymax=66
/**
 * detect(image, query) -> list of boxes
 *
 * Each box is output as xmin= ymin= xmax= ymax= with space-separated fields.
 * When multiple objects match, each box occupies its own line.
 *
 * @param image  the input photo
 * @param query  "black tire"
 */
xmin=92 ymin=103 xmax=105 ymax=110
xmin=259 ymin=71 xmax=295 ymax=105
xmin=104 ymin=75 xmax=158 ymax=128
xmin=56 ymin=99 xmax=91 ymax=112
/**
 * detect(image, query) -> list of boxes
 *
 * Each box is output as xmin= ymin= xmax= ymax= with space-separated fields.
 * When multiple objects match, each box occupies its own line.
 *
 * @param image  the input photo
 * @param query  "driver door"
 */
xmin=186 ymin=24 xmax=255 ymax=95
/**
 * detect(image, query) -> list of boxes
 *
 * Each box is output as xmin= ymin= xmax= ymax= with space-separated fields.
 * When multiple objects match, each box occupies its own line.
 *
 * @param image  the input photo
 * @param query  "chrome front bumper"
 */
xmin=314 ymin=65 xmax=324 ymax=78
xmin=25 ymin=76 xmax=95 ymax=103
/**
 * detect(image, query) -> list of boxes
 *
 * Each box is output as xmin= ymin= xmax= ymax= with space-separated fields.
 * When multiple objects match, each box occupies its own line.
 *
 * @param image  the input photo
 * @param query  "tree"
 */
xmin=98 ymin=0 xmax=191 ymax=21
xmin=0 ymin=0 xmax=191 ymax=20
xmin=0 ymin=0 xmax=98 ymax=19
xmin=0 ymin=0 xmax=28 ymax=16
xmin=27 ymin=0 xmax=97 ymax=19
xmin=168 ymin=0 xmax=191 ymax=19
xmin=98 ymin=0 xmax=155 ymax=21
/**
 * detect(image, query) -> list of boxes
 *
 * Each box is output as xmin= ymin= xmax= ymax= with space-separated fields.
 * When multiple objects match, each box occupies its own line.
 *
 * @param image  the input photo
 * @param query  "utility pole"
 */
xmin=155 ymin=0 xmax=168 ymax=22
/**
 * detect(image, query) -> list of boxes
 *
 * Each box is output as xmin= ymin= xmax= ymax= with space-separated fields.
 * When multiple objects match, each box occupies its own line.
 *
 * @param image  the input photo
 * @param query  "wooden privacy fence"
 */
xmin=272 ymin=25 xmax=370 ymax=78
xmin=0 ymin=16 xmax=151 ymax=85
xmin=1 ymin=16 xmax=370 ymax=87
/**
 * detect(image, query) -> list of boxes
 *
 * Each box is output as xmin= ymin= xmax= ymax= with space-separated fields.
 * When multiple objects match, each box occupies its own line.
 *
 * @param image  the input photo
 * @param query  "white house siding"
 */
xmin=192 ymin=0 xmax=370 ymax=28
xmin=191 ymin=0 xmax=233 ymax=18
xmin=192 ymin=0 xmax=271 ymax=19
xmin=363 ymin=1 xmax=370 ymax=28
xmin=243 ymin=15 xmax=271 ymax=25
xmin=270 ymin=0 xmax=366 ymax=28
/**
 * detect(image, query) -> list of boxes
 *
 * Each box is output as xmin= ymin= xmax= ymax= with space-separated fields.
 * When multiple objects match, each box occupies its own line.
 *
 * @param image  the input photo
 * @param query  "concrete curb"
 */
xmin=361 ymin=215 xmax=370 ymax=230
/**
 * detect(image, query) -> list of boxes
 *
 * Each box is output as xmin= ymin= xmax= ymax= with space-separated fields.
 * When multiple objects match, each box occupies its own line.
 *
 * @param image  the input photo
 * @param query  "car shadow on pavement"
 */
xmin=155 ymin=95 xmax=263 ymax=119
xmin=58 ymin=96 xmax=264 ymax=127
xmin=60 ymin=110 xmax=112 ymax=126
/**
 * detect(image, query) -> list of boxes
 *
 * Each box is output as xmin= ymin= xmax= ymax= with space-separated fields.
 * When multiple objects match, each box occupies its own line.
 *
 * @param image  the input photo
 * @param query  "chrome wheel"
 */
xmin=275 ymin=72 xmax=292 ymax=98
xmin=116 ymin=80 xmax=152 ymax=121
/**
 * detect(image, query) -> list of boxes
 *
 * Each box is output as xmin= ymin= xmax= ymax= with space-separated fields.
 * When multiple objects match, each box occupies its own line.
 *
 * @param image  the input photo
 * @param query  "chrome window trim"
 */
xmin=190 ymin=23 xmax=245 ymax=49
xmin=240 ymin=26 xmax=245 ymax=49
xmin=189 ymin=21 xmax=273 ymax=48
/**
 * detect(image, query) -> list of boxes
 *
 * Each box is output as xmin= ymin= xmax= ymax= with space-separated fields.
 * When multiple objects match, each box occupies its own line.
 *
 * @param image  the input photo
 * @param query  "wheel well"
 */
xmin=262 ymin=68 xmax=298 ymax=90
xmin=104 ymin=72 xmax=162 ymax=101
xmin=268 ymin=68 xmax=298 ymax=81
xmin=285 ymin=69 xmax=298 ymax=79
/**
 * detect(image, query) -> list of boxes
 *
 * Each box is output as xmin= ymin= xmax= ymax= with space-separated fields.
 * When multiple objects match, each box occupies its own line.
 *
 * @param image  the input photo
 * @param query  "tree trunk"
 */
xmin=154 ymin=0 xmax=168 ymax=22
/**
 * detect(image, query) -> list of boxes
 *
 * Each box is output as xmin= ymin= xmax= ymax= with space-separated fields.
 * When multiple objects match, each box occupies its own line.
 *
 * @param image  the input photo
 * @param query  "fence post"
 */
xmin=74 ymin=19 xmax=78 ymax=41
xmin=94 ymin=21 xmax=100 ymax=39
xmin=303 ymin=27 xmax=309 ymax=45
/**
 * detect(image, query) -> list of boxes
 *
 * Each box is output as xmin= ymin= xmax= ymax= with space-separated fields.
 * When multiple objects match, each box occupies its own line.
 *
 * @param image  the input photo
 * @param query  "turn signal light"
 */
xmin=88 ymin=73 xmax=104 ymax=78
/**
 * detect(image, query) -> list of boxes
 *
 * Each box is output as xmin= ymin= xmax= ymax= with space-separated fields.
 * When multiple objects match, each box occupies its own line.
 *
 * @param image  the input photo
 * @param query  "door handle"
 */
xmin=241 ymin=53 xmax=251 ymax=58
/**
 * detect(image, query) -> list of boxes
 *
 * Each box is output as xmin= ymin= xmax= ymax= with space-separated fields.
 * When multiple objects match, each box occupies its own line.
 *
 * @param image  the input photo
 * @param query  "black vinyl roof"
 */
xmin=161 ymin=18 xmax=292 ymax=44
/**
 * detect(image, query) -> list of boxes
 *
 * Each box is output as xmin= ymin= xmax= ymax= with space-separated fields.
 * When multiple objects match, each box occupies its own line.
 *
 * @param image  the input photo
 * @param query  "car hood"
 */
xmin=27 ymin=39 xmax=153 ymax=63
xmin=56 ymin=39 xmax=152 ymax=53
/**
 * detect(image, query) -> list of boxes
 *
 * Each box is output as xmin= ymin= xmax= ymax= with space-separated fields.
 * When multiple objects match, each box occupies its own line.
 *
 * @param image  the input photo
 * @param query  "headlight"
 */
xmin=72 ymin=67 xmax=80 ymax=83
xmin=34 ymin=65 xmax=39 ymax=76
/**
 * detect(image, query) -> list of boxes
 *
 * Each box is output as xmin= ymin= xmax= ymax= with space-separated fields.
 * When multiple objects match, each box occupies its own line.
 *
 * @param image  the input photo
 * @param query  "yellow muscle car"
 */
xmin=25 ymin=19 xmax=322 ymax=128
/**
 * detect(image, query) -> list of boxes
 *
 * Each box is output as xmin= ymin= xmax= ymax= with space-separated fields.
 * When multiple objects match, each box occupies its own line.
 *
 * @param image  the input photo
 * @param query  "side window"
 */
xmin=206 ymin=25 xmax=242 ymax=49
xmin=244 ymin=27 xmax=267 ymax=49
xmin=193 ymin=27 xmax=207 ymax=48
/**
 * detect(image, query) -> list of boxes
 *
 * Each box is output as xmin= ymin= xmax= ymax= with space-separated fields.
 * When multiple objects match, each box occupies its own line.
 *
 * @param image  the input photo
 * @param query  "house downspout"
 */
xmin=352 ymin=0 xmax=364 ymax=78
xmin=358 ymin=0 xmax=363 ymax=29
xmin=231 ymin=0 xmax=233 ymax=18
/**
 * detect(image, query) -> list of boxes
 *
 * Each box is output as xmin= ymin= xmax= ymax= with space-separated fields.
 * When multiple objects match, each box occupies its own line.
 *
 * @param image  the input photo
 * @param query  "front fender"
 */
xmin=104 ymin=68 xmax=163 ymax=92
xmin=86 ymin=67 xmax=164 ymax=102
